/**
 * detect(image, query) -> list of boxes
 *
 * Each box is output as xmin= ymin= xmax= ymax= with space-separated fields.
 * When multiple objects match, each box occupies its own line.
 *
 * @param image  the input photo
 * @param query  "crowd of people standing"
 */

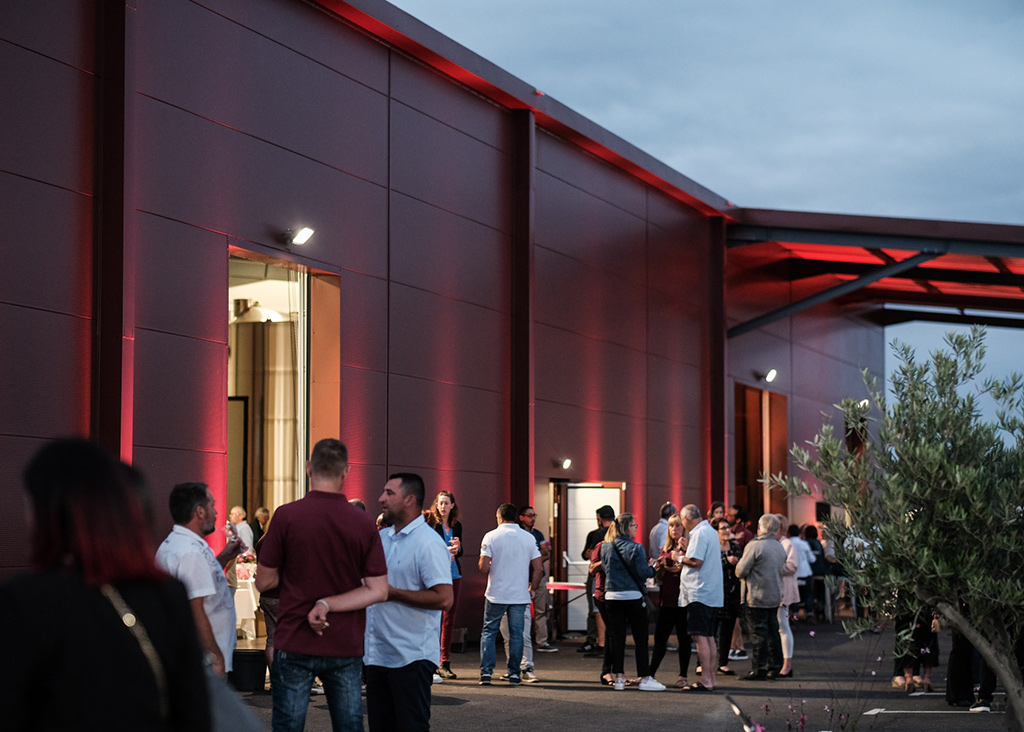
xmin=5 ymin=435 xmax=936 ymax=732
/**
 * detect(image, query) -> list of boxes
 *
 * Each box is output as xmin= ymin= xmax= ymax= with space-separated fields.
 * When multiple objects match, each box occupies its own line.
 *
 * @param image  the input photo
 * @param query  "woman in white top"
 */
xmin=775 ymin=515 xmax=800 ymax=677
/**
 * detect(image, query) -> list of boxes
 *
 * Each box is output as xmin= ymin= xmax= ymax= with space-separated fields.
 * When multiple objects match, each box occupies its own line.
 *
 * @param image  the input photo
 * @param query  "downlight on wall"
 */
xmin=554 ymin=458 xmax=572 ymax=470
xmin=760 ymin=368 xmax=778 ymax=384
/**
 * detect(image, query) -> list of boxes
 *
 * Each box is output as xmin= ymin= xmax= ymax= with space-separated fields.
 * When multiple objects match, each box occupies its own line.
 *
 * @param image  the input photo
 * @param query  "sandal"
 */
xmin=684 ymin=682 xmax=716 ymax=692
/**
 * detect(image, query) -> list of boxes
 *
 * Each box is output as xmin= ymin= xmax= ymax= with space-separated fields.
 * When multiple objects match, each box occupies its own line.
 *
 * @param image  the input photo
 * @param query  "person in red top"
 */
xmin=727 ymin=504 xmax=756 ymax=549
xmin=257 ymin=439 xmax=388 ymax=732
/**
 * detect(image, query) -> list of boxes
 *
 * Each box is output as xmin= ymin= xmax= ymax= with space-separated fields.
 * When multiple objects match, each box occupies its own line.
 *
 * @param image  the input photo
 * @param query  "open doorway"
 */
xmin=734 ymin=383 xmax=788 ymax=519
xmin=549 ymin=479 xmax=625 ymax=632
xmin=227 ymin=255 xmax=309 ymax=518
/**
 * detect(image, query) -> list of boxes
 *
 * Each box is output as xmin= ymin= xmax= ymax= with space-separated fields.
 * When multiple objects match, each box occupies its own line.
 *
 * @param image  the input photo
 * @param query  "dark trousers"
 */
xmin=650 ymin=605 xmax=690 ymax=677
xmin=606 ymin=598 xmax=650 ymax=676
xmin=717 ymin=602 xmax=740 ymax=667
xmin=585 ymin=575 xmax=598 ymax=644
xmin=745 ymin=605 xmax=782 ymax=674
xmin=595 ymin=599 xmax=612 ymax=678
xmin=365 ymin=660 xmax=433 ymax=732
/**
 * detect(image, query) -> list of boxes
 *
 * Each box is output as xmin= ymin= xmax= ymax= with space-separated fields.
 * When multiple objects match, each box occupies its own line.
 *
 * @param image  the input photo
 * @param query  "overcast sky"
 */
xmin=387 ymin=0 xmax=1024 ymax=415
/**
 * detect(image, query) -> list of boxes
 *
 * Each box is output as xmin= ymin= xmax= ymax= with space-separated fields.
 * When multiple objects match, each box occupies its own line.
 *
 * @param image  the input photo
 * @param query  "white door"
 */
xmin=565 ymin=484 xmax=622 ymax=631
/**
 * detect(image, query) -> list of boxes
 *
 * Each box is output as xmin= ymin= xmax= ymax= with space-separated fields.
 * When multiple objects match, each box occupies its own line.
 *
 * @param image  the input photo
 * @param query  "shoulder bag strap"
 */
xmin=100 ymin=584 xmax=169 ymax=722
xmin=610 ymin=540 xmax=649 ymax=595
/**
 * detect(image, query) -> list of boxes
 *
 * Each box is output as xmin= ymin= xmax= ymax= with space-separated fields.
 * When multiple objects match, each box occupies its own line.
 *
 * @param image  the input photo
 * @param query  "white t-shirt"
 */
xmin=480 ymin=523 xmax=541 ymax=604
xmin=678 ymin=520 xmax=724 ymax=608
xmin=156 ymin=525 xmax=236 ymax=671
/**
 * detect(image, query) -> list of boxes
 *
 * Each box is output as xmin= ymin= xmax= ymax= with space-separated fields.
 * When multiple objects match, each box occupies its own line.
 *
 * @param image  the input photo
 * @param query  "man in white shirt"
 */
xmin=478 ymin=504 xmax=543 ymax=685
xmin=678 ymin=503 xmax=724 ymax=691
xmin=156 ymin=482 xmax=243 ymax=677
xmin=648 ymin=501 xmax=677 ymax=559
xmin=363 ymin=473 xmax=453 ymax=732
xmin=229 ymin=505 xmax=254 ymax=551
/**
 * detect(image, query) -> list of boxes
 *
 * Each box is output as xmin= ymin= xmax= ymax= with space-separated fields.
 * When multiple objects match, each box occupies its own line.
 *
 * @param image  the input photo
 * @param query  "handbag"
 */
xmin=610 ymin=540 xmax=650 ymax=609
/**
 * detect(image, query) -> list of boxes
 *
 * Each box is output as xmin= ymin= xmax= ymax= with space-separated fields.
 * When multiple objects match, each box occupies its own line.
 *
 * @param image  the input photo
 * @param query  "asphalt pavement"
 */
xmin=239 ymin=619 xmax=1009 ymax=732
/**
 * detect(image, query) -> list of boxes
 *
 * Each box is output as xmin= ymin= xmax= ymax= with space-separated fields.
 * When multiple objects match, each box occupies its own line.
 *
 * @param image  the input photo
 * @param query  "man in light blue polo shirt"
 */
xmin=678 ymin=503 xmax=724 ymax=691
xmin=365 ymin=473 xmax=453 ymax=732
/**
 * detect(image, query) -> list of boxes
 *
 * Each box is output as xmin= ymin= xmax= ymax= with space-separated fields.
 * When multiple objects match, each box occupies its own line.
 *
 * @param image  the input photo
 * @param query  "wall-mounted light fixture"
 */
xmin=286 ymin=227 xmax=315 ymax=246
xmin=553 ymin=458 xmax=572 ymax=470
xmin=759 ymin=368 xmax=778 ymax=384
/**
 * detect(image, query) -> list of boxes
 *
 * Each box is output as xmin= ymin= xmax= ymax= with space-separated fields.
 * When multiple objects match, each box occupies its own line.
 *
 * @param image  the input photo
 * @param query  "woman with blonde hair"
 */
xmin=649 ymin=514 xmax=691 ymax=687
xmin=430 ymin=491 xmax=463 ymax=679
xmin=599 ymin=513 xmax=665 ymax=691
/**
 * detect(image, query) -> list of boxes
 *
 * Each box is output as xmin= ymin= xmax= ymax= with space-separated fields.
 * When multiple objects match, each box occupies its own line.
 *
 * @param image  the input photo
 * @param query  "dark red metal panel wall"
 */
xmin=0 ymin=0 xmax=97 ymax=575
xmin=0 ymin=0 xmax=720 ymax=615
xmin=533 ymin=130 xmax=716 ymax=534
xmin=726 ymin=245 xmax=885 ymax=523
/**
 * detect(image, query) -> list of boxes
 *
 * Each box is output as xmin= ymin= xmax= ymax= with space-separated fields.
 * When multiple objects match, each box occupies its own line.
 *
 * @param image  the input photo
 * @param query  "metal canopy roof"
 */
xmin=726 ymin=208 xmax=1024 ymax=338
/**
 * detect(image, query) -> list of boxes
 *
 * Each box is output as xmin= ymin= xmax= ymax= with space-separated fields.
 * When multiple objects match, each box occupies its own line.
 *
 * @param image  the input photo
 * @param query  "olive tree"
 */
xmin=772 ymin=327 xmax=1024 ymax=731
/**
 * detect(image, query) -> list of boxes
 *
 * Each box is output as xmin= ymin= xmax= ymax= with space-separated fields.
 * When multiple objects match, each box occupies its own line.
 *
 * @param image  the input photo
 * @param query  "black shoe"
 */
xmin=970 ymin=700 xmax=991 ymax=713
xmin=584 ymin=645 xmax=605 ymax=658
xmin=508 ymin=674 xmax=522 ymax=685
xmin=578 ymin=642 xmax=597 ymax=653
xmin=479 ymin=674 xmax=491 ymax=685
xmin=438 ymin=663 xmax=457 ymax=680
xmin=741 ymin=672 xmax=767 ymax=681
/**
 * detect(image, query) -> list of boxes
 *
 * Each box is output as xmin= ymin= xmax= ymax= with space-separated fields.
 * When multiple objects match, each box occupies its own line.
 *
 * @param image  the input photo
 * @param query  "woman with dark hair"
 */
xmin=599 ymin=513 xmax=665 ymax=691
xmin=711 ymin=517 xmax=743 ymax=675
xmin=0 ymin=438 xmax=211 ymax=731
xmin=430 ymin=491 xmax=463 ymax=679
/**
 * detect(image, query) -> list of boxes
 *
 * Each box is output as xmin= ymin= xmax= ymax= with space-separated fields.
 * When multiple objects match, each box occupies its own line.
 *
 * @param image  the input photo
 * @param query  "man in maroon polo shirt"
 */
xmin=257 ymin=438 xmax=388 ymax=732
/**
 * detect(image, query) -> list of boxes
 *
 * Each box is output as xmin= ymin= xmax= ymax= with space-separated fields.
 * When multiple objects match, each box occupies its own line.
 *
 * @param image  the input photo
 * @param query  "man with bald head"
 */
xmin=734 ymin=513 xmax=787 ymax=681
xmin=678 ymin=503 xmax=723 ymax=691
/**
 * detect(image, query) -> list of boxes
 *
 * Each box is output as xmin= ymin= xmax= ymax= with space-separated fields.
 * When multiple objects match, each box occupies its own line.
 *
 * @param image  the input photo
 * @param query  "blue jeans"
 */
xmin=271 ymin=649 xmax=363 ymax=732
xmin=480 ymin=600 xmax=526 ymax=676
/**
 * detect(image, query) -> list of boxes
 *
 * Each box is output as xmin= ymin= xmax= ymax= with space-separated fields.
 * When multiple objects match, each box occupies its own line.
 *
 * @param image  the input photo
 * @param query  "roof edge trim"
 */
xmin=312 ymin=0 xmax=735 ymax=218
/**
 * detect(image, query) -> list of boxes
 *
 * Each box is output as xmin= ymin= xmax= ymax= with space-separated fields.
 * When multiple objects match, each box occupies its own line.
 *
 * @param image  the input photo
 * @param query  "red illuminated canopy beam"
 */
xmin=727 ymin=252 xmax=939 ymax=339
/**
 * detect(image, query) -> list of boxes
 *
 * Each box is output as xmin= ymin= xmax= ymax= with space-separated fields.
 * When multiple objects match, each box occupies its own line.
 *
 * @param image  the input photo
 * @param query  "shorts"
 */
xmin=686 ymin=601 xmax=716 ymax=637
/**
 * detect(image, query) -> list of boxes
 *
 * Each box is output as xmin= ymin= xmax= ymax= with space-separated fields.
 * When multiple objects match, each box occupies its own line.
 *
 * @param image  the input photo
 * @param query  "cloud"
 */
xmin=390 ymin=0 xmax=1024 ymax=224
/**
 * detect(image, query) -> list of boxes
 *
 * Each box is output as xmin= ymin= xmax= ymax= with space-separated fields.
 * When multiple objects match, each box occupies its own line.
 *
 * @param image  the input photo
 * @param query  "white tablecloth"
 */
xmin=235 ymin=578 xmax=259 ymax=640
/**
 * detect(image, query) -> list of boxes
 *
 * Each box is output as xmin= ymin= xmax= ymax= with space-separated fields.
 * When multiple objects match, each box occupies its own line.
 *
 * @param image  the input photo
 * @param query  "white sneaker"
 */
xmin=432 ymin=673 xmax=444 ymax=684
xmin=613 ymin=678 xmax=625 ymax=691
xmin=639 ymin=677 xmax=666 ymax=692
xmin=522 ymin=669 xmax=539 ymax=683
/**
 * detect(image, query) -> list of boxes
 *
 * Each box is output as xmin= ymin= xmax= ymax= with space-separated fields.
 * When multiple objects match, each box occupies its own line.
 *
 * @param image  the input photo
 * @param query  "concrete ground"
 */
xmin=238 ymin=619 xmax=1010 ymax=731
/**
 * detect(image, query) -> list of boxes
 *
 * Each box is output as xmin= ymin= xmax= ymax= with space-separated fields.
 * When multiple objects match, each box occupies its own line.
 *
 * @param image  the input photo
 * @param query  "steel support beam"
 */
xmin=789 ymin=259 xmax=1024 ymax=288
xmin=728 ymin=225 xmax=1024 ymax=259
xmin=510 ymin=109 xmax=535 ymax=510
xmin=728 ymin=252 xmax=939 ymax=338
xmin=865 ymin=308 xmax=1024 ymax=330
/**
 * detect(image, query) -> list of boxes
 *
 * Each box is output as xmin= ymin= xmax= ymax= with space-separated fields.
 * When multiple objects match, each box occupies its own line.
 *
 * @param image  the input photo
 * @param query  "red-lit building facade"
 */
xmin=5 ymin=0 xmax=1024 ymax=632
